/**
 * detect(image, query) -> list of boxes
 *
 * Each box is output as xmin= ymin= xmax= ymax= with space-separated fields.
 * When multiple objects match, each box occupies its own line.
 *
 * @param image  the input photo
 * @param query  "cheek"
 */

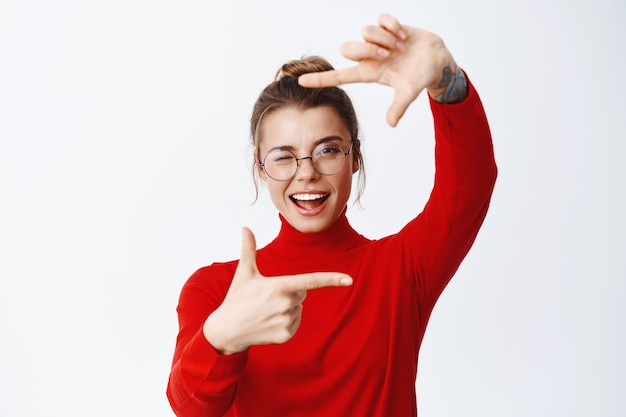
xmin=337 ymin=169 xmax=354 ymax=194
xmin=266 ymin=180 xmax=288 ymax=201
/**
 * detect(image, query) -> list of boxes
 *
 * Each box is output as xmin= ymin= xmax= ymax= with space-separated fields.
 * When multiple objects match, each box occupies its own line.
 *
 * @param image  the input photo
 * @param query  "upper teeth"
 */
xmin=292 ymin=193 xmax=326 ymax=201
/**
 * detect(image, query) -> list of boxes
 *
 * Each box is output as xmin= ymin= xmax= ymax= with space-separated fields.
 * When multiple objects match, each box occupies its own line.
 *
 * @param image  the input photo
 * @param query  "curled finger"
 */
xmin=293 ymin=290 xmax=307 ymax=305
xmin=288 ymin=304 xmax=303 ymax=333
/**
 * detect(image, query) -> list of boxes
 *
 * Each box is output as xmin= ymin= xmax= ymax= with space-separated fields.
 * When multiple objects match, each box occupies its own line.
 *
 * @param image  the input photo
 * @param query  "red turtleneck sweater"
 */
xmin=167 ymin=80 xmax=497 ymax=417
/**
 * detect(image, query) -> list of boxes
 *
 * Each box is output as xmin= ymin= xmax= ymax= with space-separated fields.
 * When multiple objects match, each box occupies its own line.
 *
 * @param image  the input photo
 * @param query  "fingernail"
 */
xmin=340 ymin=277 xmax=353 ymax=286
xmin=377 ymin=47 xmax=390 ymax=57
xmin=396 ymin=41 xmax=405 ymax=52
xmin=398 ymin=29 xmax=407 ymax=40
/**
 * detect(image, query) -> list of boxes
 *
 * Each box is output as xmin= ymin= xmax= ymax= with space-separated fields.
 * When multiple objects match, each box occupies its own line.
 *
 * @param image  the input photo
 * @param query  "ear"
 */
xmin=351 ymin=140 xmax=360 ymax=174
xmin=256 ymin=158 xmax=268 ymax=182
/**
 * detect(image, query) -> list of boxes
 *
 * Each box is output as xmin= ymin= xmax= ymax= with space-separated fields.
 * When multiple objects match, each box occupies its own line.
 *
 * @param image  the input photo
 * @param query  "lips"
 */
xmin=290 ymin=193 xmax=330 ymax=211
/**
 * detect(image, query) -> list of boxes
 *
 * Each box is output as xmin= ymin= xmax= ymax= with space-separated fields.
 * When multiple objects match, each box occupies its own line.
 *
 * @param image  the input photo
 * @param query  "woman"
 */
xmin=167 ymin=13 xmax=497 ymax=417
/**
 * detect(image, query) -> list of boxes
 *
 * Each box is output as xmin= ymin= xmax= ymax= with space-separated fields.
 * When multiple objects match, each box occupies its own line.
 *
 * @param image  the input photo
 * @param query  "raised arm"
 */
xmin=300 ymin=13 xmax=497 ymax=320
xmin=298 ymin=13 xmax=467 ymax=126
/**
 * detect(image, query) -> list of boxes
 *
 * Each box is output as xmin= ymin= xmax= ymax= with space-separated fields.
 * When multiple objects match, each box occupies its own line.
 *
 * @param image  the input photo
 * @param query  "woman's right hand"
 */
xmin=203 ymin=227 xmax=353 ymax=355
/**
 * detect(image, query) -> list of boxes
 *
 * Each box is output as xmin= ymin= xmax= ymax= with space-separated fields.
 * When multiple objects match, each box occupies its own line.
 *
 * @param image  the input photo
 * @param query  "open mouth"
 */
xmin=290 ymin=193 xmax=330 ymax=210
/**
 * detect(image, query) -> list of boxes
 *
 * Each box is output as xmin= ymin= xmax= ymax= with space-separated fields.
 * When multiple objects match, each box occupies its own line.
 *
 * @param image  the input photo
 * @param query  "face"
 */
xmin=257 ymin=106 xmax=358 ymax=234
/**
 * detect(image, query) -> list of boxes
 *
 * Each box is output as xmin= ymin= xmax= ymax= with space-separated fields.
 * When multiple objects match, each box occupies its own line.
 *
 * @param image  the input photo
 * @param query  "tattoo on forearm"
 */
xmin=435 ymin=65 xmax=468 ymax=104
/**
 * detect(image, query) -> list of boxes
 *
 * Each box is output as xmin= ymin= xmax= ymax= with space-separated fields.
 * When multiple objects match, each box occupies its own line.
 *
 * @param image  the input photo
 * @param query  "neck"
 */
xmin=263 ymin=209 xmax=364 ymax=260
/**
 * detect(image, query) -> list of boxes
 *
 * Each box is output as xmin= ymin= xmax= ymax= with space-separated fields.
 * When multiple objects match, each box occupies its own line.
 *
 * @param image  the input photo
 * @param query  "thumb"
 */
xmin=387 ymin=84 xmax=421 ymax=127
xmin=234 ymin=227 xmax=260 ymax=280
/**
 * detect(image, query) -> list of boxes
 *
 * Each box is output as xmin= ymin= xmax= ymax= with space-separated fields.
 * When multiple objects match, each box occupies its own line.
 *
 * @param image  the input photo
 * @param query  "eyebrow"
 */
xmin=267 ymin=135 xmax=346 ymax=153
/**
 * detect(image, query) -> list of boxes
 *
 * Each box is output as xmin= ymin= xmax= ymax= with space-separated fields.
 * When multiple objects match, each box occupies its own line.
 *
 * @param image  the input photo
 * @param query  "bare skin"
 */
xmin=299 ymin=13 xmax=467 ymax=126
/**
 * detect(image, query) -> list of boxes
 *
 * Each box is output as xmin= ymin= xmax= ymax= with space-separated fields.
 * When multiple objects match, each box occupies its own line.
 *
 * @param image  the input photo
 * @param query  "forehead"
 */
xmin=259 ymin=106 xmax=350 ymax=151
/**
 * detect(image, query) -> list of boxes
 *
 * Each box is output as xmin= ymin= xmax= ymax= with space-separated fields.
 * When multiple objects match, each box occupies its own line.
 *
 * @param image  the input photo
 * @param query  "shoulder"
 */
xmin=178 ymin=260 xmax=238 ymax=305
xmin=190 ymin=260 xmax=238 ymax=281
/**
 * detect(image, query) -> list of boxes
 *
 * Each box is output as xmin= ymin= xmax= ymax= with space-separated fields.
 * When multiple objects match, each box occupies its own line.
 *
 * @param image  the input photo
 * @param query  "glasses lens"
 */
xmin=262 ymin=142 xmax=350 ymax=181
xmin=263 ymin=149 xmax=297 ymax=181
xmin=312 ymin=142 xmax=347 ymax=175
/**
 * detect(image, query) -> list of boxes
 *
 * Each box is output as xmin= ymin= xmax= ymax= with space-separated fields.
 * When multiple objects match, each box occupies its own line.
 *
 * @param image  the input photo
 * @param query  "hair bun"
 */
xmin=275 ymin=56 xmax=334 ymax=80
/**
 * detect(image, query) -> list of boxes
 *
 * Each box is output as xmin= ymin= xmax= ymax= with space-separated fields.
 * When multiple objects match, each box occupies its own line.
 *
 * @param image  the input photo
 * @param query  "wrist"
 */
xmin=203 ymin=310 xmax=247 ymax=355
xmin=428 ymin=64 xmax=468 ymax=104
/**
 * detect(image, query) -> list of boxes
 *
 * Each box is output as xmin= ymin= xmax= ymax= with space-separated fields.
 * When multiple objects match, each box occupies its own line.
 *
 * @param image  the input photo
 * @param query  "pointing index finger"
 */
xmin=276 ymin=272 xmax=353 ymax=292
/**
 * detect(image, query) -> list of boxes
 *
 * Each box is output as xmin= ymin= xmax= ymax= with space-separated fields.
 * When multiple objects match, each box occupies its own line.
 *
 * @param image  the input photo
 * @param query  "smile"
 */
xmin=290 ymin=193 xmax=330 ymax=210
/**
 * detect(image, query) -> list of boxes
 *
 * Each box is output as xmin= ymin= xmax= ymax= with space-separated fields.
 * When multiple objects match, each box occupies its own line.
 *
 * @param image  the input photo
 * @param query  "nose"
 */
xmin=295 ymin=156 xmax=319 ymax=180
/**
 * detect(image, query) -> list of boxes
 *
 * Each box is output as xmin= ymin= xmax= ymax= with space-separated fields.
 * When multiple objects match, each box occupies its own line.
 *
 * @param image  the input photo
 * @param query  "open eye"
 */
xmin=315 ymin=143 xmax=343 ymax=157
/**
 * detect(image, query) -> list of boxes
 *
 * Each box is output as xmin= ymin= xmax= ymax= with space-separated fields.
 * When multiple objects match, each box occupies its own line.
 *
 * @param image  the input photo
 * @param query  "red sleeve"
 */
xmin=397 ymin=74 xmax=498 ymax=319
xmin=166 ymin=265 xmax=247 ymax=417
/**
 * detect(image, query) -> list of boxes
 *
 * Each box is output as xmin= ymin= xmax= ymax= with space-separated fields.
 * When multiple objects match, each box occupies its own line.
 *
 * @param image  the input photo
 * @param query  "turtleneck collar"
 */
xmin=261 ymin=207 xmax=367 ymax=260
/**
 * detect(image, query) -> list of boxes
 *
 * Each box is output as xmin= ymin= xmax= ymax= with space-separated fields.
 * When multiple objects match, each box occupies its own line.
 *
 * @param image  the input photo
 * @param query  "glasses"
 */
xmin=259 ymin=141 xmax=353 ymax=181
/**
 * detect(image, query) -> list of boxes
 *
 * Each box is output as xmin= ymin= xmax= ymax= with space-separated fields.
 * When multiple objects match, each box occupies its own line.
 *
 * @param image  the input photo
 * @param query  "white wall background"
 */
xmin=1 ymin=0 xmax=624 ymax=416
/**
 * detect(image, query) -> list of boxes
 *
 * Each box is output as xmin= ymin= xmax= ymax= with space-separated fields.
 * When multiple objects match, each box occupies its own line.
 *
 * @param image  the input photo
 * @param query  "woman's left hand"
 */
xmin=298 ymin=13 xmax=460 ymax=127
